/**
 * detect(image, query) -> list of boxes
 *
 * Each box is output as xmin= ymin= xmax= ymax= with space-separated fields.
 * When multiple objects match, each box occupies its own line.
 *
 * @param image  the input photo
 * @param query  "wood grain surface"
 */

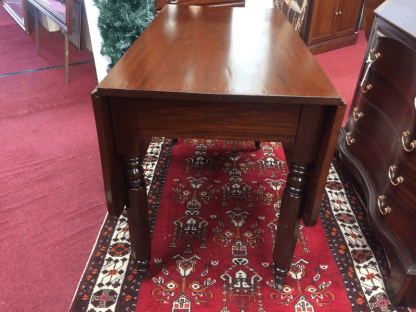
xmin=97 ymin=5 xmax=340 ymax=104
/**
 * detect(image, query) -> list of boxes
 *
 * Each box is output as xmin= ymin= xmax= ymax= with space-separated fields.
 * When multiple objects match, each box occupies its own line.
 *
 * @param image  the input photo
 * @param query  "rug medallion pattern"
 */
xmin=70 ymin=139 xmax=410 ymax=312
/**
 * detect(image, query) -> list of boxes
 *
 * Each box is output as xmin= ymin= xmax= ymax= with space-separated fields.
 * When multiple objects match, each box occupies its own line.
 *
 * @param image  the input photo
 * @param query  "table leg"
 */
xmin=172 ymin=138 xmax=178 ymax=145
xmin=35 ymin=8 xmax=39 ymax=53
xmin=123 ymin=155 xmax=151 ymax=278
xmin=65 ymin=33 xmax=69 ymax=85
xmin=272 ymin=163 xmax=308 ymax=290
xmin=255 ymin=141 xmax=261 ymax=150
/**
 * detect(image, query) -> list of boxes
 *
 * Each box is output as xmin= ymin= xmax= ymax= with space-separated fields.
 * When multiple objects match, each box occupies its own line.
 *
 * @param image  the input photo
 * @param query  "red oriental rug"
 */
xmin=70 ymin=138 xmax=411 ymax=312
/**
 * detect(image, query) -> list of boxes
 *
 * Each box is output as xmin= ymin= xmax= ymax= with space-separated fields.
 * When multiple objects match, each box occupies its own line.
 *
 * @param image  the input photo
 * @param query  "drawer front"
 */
xmin=370 ymin=37 xmax=416 ymax=104
xmin=345 ymin=127 xmax=389 ymax=195
xmin=377 ymin=189 xmax=416 ymax=260
xmin=386 ymin=174 xmax=416 ymax=221
xmin=345 ymin=101 xmax=398 ymax=195
xmin=398 ymin=124 xmax=416 ymax=167
xmin=346 ymin=99 xmax=400 ymax=190
xmin=360 ymin=69 xmax=415 ymax=137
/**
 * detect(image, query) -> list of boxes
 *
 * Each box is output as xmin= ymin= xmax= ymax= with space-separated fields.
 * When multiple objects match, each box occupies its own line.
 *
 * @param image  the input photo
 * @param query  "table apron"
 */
xmin=110 ymin=97 xmax=301 ymax=153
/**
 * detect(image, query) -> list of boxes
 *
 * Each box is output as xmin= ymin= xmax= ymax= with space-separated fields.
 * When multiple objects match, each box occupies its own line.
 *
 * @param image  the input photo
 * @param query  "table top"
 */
xmin=96 ymin=5 xmax=341 ymax=105
xmin=375 ymin=0 xmax=416 ymax=39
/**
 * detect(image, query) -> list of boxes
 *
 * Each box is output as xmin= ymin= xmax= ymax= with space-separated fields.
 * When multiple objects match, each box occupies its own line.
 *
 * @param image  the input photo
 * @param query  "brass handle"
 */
xmin=338 ymin=11 xmax=342 ymax=15
xmin=378 ymin=195 xmax=392 ymax=215
xmin=166 ymin=0 xmax=179 ymax=3
xmin=335 ymin=12 xmax=339 ymax=15
xmin=361 ymin=83 xmax=372 ymax=93
xmin=388 ymin=165 xmax=404 ymax=186
xmin=402 ymin=131 xmax=416 ymax=152
xmin=360 ymin=49 xmax=381 ymax=93
xmin=346 ymin=132 xmax=355 ymax=145
xmin=369 ymin=49 xmax=381 ymax=60
xmin=353 ymin=107 xmax=364 ymax=121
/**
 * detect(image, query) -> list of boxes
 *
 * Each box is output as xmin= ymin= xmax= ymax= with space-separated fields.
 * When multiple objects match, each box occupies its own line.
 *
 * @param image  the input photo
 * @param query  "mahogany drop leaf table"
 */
xmin=91 ymin=5 xmax=345 ymax=289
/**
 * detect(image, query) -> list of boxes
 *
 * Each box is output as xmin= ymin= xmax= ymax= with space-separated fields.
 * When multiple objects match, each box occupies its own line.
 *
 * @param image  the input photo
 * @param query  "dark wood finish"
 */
xmin=93 ymin=5 xmax=345 ymax=288
xmin=338 ymin=0 xmax=416 ymax=306
xmin=306 ymin=0 xmax=363 ymax=54
xmin=363 ymin=0 xmax=384 ymax=41
xmin=307 ymin=0 xmax=338 ymax=45
xmin=123 ymin=155 xmax=152 ymax=278
xmin=272 ymin=163 xmax=309 ymax=289
xmin=154 ymin=0 xmax=244 ymax=15
xmin=303 ymin=104 xmax=346 ymax=226
xmin=91 ymin=92 xmax=125 ymax=217
xmin=308 ymin=30 xmax=358 ymax=55
xmin=334 ymin=0 xmax=362 ymax=38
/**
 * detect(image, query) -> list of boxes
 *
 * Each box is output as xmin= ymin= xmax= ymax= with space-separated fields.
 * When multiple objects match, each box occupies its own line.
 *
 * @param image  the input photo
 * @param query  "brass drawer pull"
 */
xmin=353 ymin=107 xmax=364 ymax=121
xmin=360 ymin=49 xmax=380 ymax=94
xmin=402 ymin=131 xmax=416 ymax=152
xmin=388 ymin=165 xmax=404 ymax=186
xmin=346 ymin=132 xmax=355 ymax=145
xmin=361 ymin=84 xmax=372 ymax=93
xmin=378 ymin=195 xmax=392 ymax=215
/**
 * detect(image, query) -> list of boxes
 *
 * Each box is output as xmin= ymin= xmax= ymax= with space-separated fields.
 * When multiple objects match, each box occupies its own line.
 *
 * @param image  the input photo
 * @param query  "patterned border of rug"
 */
xmin=69 ymin=139 xmax=412 ymax=312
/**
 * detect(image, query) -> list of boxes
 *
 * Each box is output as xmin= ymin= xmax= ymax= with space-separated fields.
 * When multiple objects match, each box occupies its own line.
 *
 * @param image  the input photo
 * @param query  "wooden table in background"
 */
xmin=92 ymin=5 xmax=345 ymax=289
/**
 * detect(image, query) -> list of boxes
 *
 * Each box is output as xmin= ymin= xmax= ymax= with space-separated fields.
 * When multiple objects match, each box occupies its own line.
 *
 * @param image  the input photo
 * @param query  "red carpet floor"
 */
xmin=315 ymin=32 xmax=367 ymax=126
xmin=0 ymin=7 xmax=93 ymax=75
xmin=0 ymin=5 xmax=103 ymax=312
xmin=1 ymin=3 xmax=411 ymax=311
xmin=69 ymin=139 xmax=413 ymax=312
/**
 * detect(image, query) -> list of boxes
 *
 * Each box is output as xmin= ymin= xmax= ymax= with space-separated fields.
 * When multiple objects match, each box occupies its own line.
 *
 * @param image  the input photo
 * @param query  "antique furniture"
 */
xmin=153 ymin=0 xmax=244 ymax=15
xmin=92 ymin=5 xmax=345 ymax=289
xmin=362 ymin=0 xmax=384 ymax=41
xmin=27 ymin=0 xmax=83 ymax=84
xmin=338 ymin=0 xmax=416 ymax=307
xmin=3 ymin=0 xmax=29 ymax=32
xmin=304 ymin=0 xmax=364 ymax=54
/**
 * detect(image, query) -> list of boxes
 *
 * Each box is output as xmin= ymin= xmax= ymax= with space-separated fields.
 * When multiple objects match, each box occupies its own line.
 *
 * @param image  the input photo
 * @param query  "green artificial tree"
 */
xmin=94 ymin=0 xmax=154 ymax=67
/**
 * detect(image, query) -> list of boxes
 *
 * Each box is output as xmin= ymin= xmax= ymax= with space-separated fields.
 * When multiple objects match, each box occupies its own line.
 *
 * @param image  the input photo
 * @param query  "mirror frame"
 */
xmin=26 ymin=0 xmax=73 ymax=33
xmin=3 ymin=0 xmax=30 ymax=33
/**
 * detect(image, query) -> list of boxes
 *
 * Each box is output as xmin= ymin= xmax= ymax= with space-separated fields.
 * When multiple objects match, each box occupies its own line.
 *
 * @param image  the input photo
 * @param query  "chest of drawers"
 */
xmin=338 ymin=0 xmax=416 ymax=307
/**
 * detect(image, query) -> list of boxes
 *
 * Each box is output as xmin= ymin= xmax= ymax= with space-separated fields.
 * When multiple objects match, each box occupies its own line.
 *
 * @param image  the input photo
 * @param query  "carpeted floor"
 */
xmin=0 ymin=21 xmax=93 ymax=75
xmin=69 ymin=139 xmax=412 ymax=312
xmin=1 ymin=2 xmax=413 ymax=312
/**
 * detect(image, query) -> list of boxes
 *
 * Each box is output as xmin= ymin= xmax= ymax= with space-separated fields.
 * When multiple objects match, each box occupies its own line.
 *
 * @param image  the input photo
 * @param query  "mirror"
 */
xmin=3 ymin=0 xmax=29 ymax=33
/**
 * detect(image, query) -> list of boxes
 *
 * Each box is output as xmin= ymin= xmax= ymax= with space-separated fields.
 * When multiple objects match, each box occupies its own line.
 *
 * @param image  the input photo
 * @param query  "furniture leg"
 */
xmin=255 ymin=141 xmax=261 ymax=150
xmin=123 ymin=155 xmax=151 ymax=279
xmin=172 ymin=138 xmax=178 ymax=145
xmin=272 ymin=163 xmax=308 ymax=290
xmin=91 ymin=94 xmax=125 ymax=216
xmin=35 ymin=8 xmax=39 ymax=53
xmin=65 ymin=32 xmax=69 ymax=84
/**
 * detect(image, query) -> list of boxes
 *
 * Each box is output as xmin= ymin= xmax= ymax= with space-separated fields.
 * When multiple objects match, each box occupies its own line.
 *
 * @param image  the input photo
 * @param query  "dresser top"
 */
xmin=375 ymin=0 xmax=416 ymax=39
xmin=96 ymin=5 xmax=342 ymax=105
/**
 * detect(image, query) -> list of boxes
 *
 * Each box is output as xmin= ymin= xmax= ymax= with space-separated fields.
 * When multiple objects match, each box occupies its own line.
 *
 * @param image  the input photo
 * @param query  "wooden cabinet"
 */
xmin=306 ymin=0 xmax=363 ymax=54
xmin=154 ymin=0 xmax=244 ymax=14
xmin=338 ymin=0 xmax=416 ymax=307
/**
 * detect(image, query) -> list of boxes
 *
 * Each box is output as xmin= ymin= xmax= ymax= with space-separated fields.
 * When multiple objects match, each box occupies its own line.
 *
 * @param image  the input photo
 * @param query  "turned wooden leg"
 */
xmin=172 ymin=138 xmax=178 ymax=145
xmin=123 ymin=156 xmax=151 ymax=279
xmin=255 ymin=141 xmax=261 ymax=150
xmin=272 ymin=163 xmax=308 ymax=290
